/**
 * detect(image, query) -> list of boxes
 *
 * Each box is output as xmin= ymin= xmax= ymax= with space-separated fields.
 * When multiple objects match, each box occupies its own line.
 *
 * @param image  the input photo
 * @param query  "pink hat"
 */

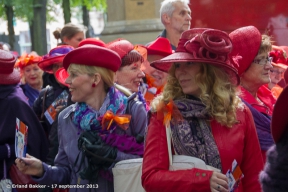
xmin=269 ymin=45 xmax=288 ymax=70
xmin=55 ymin=67 xmax=69 ymax=87
xmin=63 ymin=44 xmax=121 ymax=72
xmin=271 ymin=85 xmax=288 ymax=143
xmin=229 ymin=26 xmax=262 ymax=76
xmin=78 ymin=38 xmax=106 ymax=47
xmin=0 ymin=49 xmax=20 ymax=85
xmin=151 ymin=28 xmax=239 ymax=85
xmin=146 ymin=37 xmax=173 ymax=56
xmin=107 ymin=39 xmax=134 ymax=59
xmin=38 ymin=45 xmax=74 ymax=73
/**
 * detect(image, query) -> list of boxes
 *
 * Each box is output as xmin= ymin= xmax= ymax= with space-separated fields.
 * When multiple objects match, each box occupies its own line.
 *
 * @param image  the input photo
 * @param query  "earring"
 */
xmin=92 ymin=83 xmax=96 ymax=88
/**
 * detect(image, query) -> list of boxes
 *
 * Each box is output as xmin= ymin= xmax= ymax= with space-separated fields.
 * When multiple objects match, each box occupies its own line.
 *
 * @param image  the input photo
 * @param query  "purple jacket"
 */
xmin=33 ymin=93 xmax=147 ymax=192
xmin=0 ymin=84 xmax=48 ymax=179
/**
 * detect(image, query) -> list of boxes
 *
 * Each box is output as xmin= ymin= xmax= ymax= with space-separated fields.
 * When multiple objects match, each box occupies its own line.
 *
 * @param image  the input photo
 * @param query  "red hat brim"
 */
xmin=38 ymin=55 xmax=64 ymax=74
xmin=271 ymin=62 xmax=288 ymax=70
xmin=271 ymin=85 xmax=288 ymax=143
xmin=151 ymin=52 xmax=240 ymax=85
xmin=0 ymin=68 xmax=21 ymax=85
xmin=63 ymin=45 xmax=121 ymax=72
xmin=55 ymin=68 xmax=69 ymax=87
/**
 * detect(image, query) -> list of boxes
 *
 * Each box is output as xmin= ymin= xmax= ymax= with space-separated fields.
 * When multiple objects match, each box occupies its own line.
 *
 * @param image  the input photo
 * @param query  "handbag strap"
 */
xmin=3 ymin=160 xmax=7 ymax=179
xmin=164 ymin=111 xmax=173 ymax=166
xmin=40 ymin=86 xmax=49 ymax=120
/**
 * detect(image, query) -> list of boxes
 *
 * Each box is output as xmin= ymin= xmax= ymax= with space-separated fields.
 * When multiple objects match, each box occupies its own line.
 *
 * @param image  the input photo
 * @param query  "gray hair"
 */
xmin=160 ymin=0 xmax=189 ymax=23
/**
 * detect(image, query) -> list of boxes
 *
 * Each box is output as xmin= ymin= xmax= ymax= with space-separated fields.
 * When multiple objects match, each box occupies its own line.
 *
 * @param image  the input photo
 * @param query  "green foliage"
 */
xmin=71 ymin=0 xmax=107 ymax=11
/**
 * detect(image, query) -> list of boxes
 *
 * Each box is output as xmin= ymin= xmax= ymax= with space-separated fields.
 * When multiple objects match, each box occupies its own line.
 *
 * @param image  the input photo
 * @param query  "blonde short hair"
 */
xmin=68 ymin=64 xmax=114 ymax=91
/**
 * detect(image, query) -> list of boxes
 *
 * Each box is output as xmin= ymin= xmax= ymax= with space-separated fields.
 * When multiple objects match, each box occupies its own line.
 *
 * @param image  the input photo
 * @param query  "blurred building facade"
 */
xmin=100 ymin=0 xmax=164 ymax=45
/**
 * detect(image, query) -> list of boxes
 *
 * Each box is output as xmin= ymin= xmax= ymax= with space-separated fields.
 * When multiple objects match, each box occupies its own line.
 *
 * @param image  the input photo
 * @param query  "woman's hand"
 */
xmin=210 ymin=171 xmax=229 ymax=192
xmin=55 ymin=105 xmax=64 ymax=112
xmin=15 ymin=154 xmax=44 ymax=177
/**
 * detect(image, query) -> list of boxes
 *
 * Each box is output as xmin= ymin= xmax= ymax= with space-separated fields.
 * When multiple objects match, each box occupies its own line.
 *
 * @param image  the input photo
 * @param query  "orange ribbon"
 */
xmin=101 ymin=110 xmax=131 ymax=131
xmin=163 ymin=101 xmax=173 ymax=127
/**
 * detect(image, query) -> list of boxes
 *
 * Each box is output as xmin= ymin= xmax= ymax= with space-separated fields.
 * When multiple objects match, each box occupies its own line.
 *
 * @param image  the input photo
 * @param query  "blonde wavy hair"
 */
xmin=152 ymin=62 xmax=243 ymax=127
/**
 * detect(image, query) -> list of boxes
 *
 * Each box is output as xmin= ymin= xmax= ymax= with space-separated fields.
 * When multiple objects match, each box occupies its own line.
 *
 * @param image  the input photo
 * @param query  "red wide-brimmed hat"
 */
xmin=229 ymin=26 xmax=261 ymax=76
xmin=15 ymin=52 xmax=42 ymax=70
xmin=0 ymin=49 xmax=20 ymax=85
xmin=63 ymin=44 xmax=121 ymax=72
xmin=107 ymin=39 xmax=134 ymax=59
xmin=38 ymin=45 xmax=74 ymax=73
xmin=78 ymin=38 xmax=106 ymax=47
xmin=151 ymin=28 xmax=239 ymax=85
xmin=269 ymin=45 xmax=288 ymax=70
xmin=55 ymin=67 xmax=69 ymax=87
xmin=146 ymin=37 xmax=173 ymax=57
xmin=271 ymin=85 xmax=288 ymax=143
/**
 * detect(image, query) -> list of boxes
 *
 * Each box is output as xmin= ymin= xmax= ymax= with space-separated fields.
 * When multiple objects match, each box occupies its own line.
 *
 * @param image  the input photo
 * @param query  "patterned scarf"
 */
xmin=72 ymin=86 xmax=127 ymax=133
xmin=72 ymin=85 xmax=143 ymax=156
xmin=170 ymin=96 xmax=222 ymax=171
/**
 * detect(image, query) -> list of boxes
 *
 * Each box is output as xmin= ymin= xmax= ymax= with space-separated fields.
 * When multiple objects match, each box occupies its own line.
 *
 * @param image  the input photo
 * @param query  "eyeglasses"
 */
xmin=269 ymin=69 xmax=284 ymax=76
xmin=253 ymin=57 xmax=272 ymax=65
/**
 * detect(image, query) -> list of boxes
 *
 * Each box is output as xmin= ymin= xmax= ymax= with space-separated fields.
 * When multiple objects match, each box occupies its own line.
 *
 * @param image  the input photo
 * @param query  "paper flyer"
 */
xmin=15 ymin=118 xmax=28 ymax=158
xmin=226 ymin=159 xmax=244 ymax=192
xmin=44 ymin=90 xmax=69 ymax=124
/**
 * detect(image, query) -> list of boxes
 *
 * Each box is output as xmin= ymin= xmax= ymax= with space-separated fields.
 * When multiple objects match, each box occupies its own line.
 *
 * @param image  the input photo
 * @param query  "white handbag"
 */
xmin=112 ymin=123 xmax=219 ymax=192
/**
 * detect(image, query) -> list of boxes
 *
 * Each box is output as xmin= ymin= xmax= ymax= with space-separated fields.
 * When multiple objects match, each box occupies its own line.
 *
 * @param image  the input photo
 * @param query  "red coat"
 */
xmin=142 ymin=105 xmax=264 ymax=192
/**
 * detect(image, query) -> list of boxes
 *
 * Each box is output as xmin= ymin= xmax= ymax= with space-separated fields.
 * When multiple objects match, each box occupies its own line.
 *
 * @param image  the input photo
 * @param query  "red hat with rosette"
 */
xmin=63 ymin=44 xmax=121 ymax=72
xmin=0 ymin=49 xmax=20 ymax=85
xmin=151 ymin=28 xmax=239 ymax=85
xmin=229 ymin=26 xmax=262 ymax=76
xmin=38 ymin=45 xmax=74 ymax=73
xmin=269 ymin=45 xmax=288 ymax=70
xmin=271 ymin=85 xmax=288 ymax=143
xmin=146 ymin=37 xmax=173 ymax=57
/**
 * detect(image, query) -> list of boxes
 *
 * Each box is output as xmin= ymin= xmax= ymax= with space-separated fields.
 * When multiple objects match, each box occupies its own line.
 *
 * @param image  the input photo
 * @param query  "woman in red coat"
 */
xmin=141 ymin=28 xmax=264 ymax=192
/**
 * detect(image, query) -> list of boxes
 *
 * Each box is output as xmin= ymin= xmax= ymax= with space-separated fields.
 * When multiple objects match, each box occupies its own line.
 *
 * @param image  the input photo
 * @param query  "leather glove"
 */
xmin=86 ymin=143 xmax=117 ymax=159
xmin=78 ymin=131 xmax=102 ymax=150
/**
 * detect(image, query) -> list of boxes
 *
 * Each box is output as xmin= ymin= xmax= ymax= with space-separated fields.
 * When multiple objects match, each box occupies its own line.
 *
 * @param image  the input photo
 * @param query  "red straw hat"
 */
xmin=229 ymin=26 xmax=262 ymax=76
xmin=151 ymin=28 xmax=239 ymax=85
xmin=55 ymin=67 xmax=69 ymax=87
xmin=271 ymin=85 xmax=288 ymax=143
xmin=269 ymin=45 xmax=288 ymax=70
xmin=38 ymin=45 xmax=74 ymax=73
xmin=107 ymin=39 xmax=134 ymax=59
xmin=0 ymin=49 xmax=20 ymax=85
xmin=78 ymin=38 xmax=106 ymax=47
xmin=146 ymin=37 xmax=173 ymax=56
xmin=63 ymin=44 xmax=121 ymax=72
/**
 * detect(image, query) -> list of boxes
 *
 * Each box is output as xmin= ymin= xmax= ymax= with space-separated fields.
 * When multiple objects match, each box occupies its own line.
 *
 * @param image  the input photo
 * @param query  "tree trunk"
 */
xmin=82 ymin=5 xmax=91 ymax=38
xmin=32 ymin=0 xmax=47 ymax=55
xmin=29 ymin=22 xmax=35 ymax=51
xmin=62 ymin=0 xmax=71 ymax=24
xmin=4 ymin=4 xmax=15 ymax=50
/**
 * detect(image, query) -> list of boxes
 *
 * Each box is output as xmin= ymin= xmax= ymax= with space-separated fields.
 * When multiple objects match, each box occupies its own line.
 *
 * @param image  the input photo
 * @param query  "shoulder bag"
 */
xmin=112 ymin=122 xmax=219 ymax=192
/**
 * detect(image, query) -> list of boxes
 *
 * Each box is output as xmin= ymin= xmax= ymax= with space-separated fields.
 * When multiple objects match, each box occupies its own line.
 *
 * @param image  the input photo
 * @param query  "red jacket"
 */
xmin=142 ymin=105 xmax=264 ymax=192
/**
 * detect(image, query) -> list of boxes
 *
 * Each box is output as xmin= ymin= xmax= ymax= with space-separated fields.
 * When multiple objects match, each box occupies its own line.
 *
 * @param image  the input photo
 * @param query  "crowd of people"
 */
xmin=0 ymin=0 xmax=288 ymax=192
